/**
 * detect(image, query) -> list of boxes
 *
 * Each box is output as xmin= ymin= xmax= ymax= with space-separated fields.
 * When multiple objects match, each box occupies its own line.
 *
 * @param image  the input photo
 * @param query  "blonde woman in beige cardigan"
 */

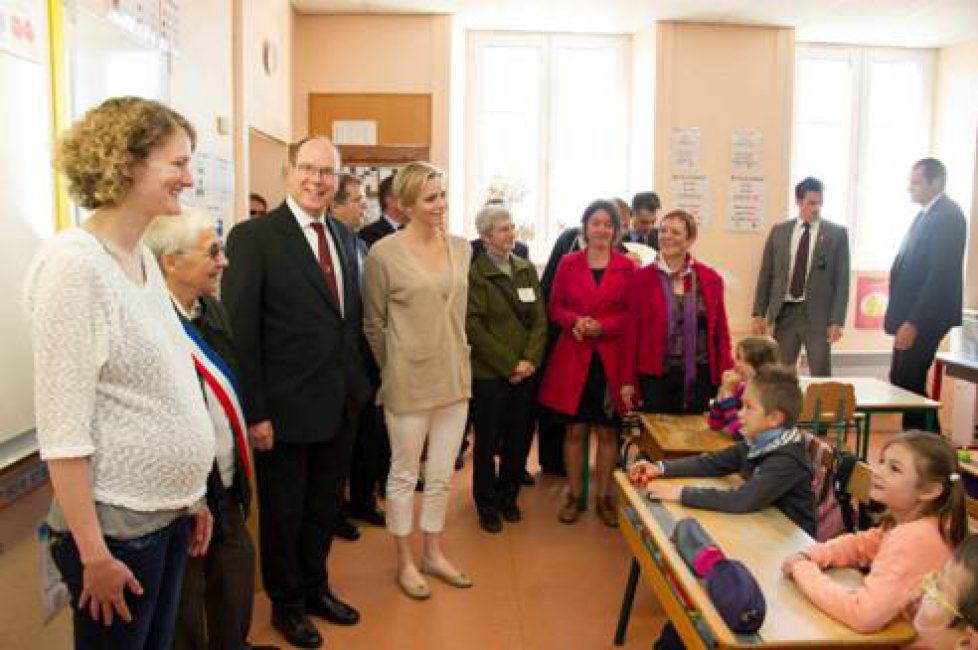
xmin=363 ymin=162 xmax=473 ymax=600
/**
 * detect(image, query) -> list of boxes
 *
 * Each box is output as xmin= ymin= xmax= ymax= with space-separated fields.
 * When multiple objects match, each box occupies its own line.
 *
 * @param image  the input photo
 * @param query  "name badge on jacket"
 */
xmin=517 ymin=287 xmax=536 ymax=303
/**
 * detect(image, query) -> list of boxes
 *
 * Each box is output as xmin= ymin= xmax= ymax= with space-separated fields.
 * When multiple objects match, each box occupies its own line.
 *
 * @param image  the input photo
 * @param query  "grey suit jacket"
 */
xmin=884 ymin=194 xmax=966 ymax=336
xmin=752 ymin=218 xmax=851 ymax=329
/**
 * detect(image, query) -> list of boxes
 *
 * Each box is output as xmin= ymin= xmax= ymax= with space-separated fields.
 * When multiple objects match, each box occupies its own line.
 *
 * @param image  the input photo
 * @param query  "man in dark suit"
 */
xmin=626 ymin=191 xmax=661 ymax=249
xmin=886 ymin=157 xmax=966 ymax=430
xmin=222 ymin=136 xmax=368 ymax=649
xmin=331 ymin=173 xmax=388 ymax=533
xmin=752 ymin=177 xmax=850 ymax=377
xmin=358 ymin=173 xmax=407 ymax=249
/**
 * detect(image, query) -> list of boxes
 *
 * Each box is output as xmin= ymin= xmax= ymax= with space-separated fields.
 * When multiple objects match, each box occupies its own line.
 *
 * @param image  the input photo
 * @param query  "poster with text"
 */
xmin=670 ymin=174 xmax=710 ymax=229
xmin=0 ymin=0 xmax=41 ymax=63
xmin=672 ymin=127 xmax=700 ymax=172
xmin=730 ymin=129 xmax=762 ymax=173
xmin=855 ymin=274 xmax=890 ymax=329
xmin=726 ymin=176 xmax=765 ymax=232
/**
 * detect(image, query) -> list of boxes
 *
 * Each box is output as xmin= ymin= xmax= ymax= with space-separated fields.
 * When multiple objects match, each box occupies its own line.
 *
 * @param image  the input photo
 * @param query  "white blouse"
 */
xmin=23 ymin=229 xmax=214 ymax=512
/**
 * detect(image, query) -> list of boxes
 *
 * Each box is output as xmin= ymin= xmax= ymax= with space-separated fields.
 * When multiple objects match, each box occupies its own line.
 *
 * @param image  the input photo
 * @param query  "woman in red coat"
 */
xmin=621 ymin=210 xmax=733 ymax=415
xmin=539 ymin=200 xmax=636 ymax=527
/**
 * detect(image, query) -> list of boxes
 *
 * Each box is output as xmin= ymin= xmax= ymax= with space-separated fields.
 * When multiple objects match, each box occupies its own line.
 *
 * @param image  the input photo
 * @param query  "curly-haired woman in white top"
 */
xmin=24 ymin=97 xmax=215 ymax=650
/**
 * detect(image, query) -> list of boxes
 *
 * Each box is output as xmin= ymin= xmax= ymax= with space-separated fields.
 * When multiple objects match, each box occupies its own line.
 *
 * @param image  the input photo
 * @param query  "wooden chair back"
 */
xmin=800 ymin=382 xmax=857 ymax=425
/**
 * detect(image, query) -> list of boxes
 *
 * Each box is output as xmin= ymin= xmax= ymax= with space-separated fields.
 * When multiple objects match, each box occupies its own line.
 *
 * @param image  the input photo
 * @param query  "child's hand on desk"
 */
xmin=645 ymin=483 xmax=682 ymax=502
xmin=780 ymin=552 xmax=810 ymax=578
xmin=628 ymin=460 xmax=662 ymax=487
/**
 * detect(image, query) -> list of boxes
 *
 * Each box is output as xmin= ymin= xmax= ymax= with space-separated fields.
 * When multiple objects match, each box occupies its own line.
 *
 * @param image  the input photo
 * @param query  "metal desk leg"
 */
xmin=580 ymin=433 xmax=590 ymax=511
xmin=614 ymin=558 xmax=641 ymax=646
xmin=860 ymin=412 xmax=872 ymax=461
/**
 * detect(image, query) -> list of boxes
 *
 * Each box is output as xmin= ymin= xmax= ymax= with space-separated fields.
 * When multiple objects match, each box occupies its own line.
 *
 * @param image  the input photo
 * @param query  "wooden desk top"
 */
xmin=800 ymin=376 xmax=940 ymax=410
xmin=615 ymin=471 xmax=916 ymax=648
xmin=637 ymin=413 xmax=736 ymax=459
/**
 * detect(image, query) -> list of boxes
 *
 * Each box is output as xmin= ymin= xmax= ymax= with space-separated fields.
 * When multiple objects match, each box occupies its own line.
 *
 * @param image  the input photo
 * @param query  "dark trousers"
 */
xmin=349 ymin=403 xmax=390 ymax=511
xmin=50 ymin=516 xmax=191 ymax=650
xmin=172 ymin=492 xmax=254 ymax=650
xmin=255 ymin=422 xmax=355 ymax=613
xmin=471 ymin=378 xmax=534 ymax=514
xmin=640 ymin=364 xmax=716 ymax=414
xmin=890 ymin=328 xmax=944 ymax=431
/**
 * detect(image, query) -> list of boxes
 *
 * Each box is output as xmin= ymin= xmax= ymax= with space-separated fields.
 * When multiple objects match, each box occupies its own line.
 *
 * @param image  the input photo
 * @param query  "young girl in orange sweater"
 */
xmin=782 ymin=431 xmax=968 ymax=634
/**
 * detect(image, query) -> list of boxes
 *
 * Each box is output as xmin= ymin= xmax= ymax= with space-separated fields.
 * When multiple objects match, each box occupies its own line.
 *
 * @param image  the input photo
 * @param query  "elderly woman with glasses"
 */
xmin=144 ymin=211 xmax=271 ymax=650
xmin=466 ymin=203 xmax=547 ymax=533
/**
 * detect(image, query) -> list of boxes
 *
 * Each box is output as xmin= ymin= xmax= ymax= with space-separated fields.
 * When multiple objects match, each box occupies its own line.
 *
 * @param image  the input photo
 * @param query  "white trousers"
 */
xmin=384 ymin=400 xmax=468 ymax=536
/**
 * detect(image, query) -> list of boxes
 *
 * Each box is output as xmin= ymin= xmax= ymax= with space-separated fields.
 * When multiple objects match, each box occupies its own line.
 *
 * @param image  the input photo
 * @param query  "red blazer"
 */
xmin=539 ymin=251 xmax=636 ymax=416
xmin=623 ymin=260 xmax=733 ymax=390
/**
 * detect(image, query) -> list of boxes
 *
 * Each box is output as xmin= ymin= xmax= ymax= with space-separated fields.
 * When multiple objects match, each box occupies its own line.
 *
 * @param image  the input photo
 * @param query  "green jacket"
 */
xmin=466 ymin=252 xmax=547 ymax=381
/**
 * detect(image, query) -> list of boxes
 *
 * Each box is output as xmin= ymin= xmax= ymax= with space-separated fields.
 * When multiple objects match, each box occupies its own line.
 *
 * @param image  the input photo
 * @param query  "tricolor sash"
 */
xmin=181 ymin=320 xmax=251 ymax=480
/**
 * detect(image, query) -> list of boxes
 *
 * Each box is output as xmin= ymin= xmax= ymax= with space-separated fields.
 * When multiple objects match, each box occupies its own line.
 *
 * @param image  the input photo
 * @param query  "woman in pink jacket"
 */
xmin=782 ymin=431 xmax=968 ymax=634
xmin=539 ymin=199 xmax=636 ymax=527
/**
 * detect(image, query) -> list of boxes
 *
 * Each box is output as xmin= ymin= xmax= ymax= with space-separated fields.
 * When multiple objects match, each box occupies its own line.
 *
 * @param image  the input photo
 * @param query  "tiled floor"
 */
xmin=247 ymin=451 xmax=665 ymax=649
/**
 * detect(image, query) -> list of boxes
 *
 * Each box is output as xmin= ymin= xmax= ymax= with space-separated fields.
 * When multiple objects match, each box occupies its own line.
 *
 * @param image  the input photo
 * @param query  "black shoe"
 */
xmin=348 ymin=505 xmax=386 ymax=527
xmin=306 ymin=592 xmax=361 ymax=626
xmin=521 ymin=470 xmax=536 ymax=486
xmin=415 ymin=477 xmax=425 ymax=492
xmin=333 ymin=517 xmax=361 ymax=541
xmin=479 ymin=511 xmax=503 ymax=533
xmin=499 ymin=500 xmax=521 ymax=523
xmin=271 ymin=610 xmax=322 ymax=649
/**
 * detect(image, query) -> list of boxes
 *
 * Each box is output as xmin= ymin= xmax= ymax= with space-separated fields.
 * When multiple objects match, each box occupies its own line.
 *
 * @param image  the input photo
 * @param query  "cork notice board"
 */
xmin=309 ymin=92 xmax=431 ymax=152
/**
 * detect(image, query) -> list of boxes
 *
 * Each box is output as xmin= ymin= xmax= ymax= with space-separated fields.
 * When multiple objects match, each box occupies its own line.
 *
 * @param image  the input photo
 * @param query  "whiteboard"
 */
xmin=0 ymin=0 xmax=54 ymax=465
xmin=0 ymin=2 xmax=168 ymax=466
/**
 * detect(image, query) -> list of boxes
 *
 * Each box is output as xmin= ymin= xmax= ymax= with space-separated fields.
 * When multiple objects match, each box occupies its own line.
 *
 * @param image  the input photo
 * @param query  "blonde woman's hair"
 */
xmin=57 ymin=96 xmax=196 ymax=209
xmin=394 ymin=161 xmax=444 ymax=211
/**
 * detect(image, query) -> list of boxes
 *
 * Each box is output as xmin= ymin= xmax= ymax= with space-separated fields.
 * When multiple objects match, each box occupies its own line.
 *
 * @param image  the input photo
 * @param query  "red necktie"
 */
xmin=310 ymin=222 xmax=341 ymax=309
xmin=789 ymin=222 xmax=810 ymax=299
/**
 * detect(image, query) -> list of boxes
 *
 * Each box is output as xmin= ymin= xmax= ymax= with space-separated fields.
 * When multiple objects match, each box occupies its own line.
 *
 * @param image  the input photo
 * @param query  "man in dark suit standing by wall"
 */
xmin=222 ymin=136 xmax=368 ymax=649
xmin=752 ymin=177 xmax=850 ymax=377
xmin=358 ymin=172 xmax=407 ymax=249
xmin=886 ymin=157 xmax=967 ymax=430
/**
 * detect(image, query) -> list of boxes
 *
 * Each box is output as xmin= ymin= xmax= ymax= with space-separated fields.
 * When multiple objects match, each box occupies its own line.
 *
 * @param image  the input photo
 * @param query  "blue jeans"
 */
xmin=50 ymin=516 xmax=192 ymax=650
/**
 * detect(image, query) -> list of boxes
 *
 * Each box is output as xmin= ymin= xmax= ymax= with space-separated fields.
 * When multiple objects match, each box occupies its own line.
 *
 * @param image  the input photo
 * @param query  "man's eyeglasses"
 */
xmin=296 ymin=163 xmax=338 ymax=178
xmin=921 ymin=571 xmax=970 ymax=628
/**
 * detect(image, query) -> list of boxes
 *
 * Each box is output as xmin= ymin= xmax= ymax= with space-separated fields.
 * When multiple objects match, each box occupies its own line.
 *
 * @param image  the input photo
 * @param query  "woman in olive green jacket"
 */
xmin=466 ymin=204 xmax=547 ymax=533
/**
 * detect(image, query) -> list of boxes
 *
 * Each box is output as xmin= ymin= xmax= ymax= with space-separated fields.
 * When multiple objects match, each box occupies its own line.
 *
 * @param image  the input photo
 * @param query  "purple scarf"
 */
xmin=657 ymin=256 xmax=698 ymax=407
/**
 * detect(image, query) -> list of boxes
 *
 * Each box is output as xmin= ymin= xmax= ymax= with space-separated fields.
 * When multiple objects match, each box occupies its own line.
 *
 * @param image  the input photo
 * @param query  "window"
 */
xmin=792 ymin=45 xmax=934 ymax=270
xmin=466 ymin=32 xmax=630 ymax=261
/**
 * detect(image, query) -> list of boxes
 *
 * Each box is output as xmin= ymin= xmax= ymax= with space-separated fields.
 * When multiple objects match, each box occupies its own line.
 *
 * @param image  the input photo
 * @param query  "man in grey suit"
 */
xmin=752 ymin=177 xmax=850 ymax=376
xmin=885 ymin=158 xmax=966 ymax=431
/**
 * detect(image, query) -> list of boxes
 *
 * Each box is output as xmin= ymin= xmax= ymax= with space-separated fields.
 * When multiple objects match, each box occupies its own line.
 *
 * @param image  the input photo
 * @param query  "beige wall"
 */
xmin=243 ymin=0 xmax=293 ymax=143
xmin=291 ymin=13 xmax=452 ymax=167
xmin=935 ymin=40 xmax=978 ymax=308
xmin=654 ymin=22 xmax=793 ymax=339
xmin=249 ymin=129 xmax=289 ymax=210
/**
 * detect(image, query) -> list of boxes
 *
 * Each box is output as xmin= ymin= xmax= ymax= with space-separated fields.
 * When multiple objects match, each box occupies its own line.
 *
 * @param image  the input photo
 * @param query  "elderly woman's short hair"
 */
xmin=144 ymin=209 xmax=217 ymax=264
xmin=475 ymin=203 xmax=512 ymax=238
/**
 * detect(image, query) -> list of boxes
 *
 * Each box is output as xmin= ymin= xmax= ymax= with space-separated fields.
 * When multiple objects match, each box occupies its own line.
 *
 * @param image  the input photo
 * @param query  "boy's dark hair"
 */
xmin=750 ymin=365 xmax=802 ymax=427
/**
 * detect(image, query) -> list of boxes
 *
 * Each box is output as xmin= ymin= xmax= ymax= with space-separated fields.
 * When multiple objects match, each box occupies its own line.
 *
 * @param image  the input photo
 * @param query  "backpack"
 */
xmin=806 ymin=433 xmax=845 ymax=541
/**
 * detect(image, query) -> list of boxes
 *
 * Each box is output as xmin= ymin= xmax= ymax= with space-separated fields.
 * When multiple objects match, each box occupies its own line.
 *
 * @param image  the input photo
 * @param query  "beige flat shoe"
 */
xmin=420 ymin=559 xmax=474 ymax=588
xmin=397 ymin=574 xmax=431 ymax=600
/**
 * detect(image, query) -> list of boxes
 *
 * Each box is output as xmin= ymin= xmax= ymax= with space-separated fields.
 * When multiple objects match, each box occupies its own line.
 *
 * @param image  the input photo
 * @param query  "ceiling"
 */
xmin=291 ymin=0 xmax=978 ymax=48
